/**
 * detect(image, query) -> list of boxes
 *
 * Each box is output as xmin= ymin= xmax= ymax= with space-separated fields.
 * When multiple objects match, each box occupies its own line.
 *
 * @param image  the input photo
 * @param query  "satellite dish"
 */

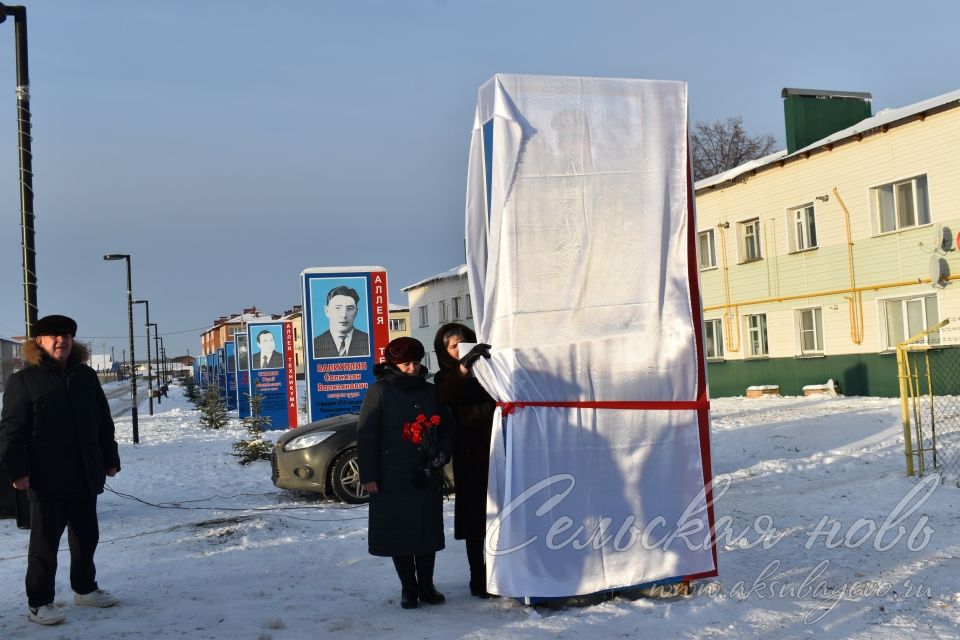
xmin=932 ymin=224 xmax=948 ymax=251
xmin=929 ymin=255 xmax=948 ymax=287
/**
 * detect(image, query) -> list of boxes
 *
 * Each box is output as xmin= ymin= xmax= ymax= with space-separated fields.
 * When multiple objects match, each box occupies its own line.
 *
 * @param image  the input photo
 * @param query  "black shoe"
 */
xmin=419 ymin=584 xmax=446 ymax=605
xmin=470 ymin=583 xmax=493 ymax=599
xmin=400 ymin=588 xmax=419 ymax=609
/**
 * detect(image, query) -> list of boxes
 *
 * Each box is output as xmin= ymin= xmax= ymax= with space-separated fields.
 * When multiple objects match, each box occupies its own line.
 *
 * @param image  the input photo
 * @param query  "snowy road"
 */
xmin=1 ymin=388 xmax=958 ymax=639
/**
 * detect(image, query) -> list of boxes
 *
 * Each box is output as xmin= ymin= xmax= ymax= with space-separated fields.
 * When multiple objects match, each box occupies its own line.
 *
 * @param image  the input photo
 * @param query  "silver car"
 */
xmin=270 ymin=414 xmax=368 ymax=503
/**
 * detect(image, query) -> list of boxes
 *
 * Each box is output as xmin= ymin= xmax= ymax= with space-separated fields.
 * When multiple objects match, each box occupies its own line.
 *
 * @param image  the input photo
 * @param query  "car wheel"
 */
xmin=329 ymin=447 xmax=369 ymax=504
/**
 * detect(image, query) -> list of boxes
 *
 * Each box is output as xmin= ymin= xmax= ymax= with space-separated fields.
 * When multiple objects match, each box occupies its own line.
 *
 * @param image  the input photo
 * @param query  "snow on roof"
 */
xmin=695 ymin=88 xmax=960 ymax=192
xmin=401 ymin=264 xmax=468 ymax=291
xmin=388 ymin=302 xmax=409 ymax=311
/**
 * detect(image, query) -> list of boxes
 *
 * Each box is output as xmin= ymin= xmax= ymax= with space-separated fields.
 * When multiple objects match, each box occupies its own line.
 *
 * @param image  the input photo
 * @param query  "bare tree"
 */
xmin=690 ymin=116 xmax=777 ymax=181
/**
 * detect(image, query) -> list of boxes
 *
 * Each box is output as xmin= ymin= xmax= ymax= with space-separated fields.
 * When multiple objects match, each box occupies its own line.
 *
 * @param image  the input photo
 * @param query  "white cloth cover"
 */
xmin=465 ymin=74 xmax=717 ymax=598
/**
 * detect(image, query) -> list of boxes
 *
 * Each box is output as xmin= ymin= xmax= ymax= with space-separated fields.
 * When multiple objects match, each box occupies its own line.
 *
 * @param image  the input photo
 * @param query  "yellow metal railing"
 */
xmin=897 ymin=319 xmax=953 ymax=477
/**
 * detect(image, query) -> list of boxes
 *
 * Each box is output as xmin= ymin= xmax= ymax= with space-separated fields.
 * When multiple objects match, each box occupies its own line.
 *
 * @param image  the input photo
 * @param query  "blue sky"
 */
xmin=0 ymin=0 xmax=956 ymax=357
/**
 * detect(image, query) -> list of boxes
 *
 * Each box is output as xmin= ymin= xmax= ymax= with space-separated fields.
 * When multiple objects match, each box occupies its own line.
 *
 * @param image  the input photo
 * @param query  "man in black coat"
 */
xmin=0 ymin=315 xmax=121 ymax=626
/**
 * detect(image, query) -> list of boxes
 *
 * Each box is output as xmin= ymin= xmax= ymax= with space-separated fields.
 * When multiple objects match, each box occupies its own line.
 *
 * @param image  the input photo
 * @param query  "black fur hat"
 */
xmin=33 ymin=314 xmax=78 ymax=337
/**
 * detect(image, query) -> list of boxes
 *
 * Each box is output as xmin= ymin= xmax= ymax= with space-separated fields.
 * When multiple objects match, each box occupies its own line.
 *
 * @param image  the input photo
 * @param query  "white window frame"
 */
xmin=796 ymin=307 xmax=824 ymax=355
xmin=451 ymin=296 xmax=462 ymax=321
xmin=704 ymin=318 xmax=724 ymax=359
xmin=438 ymin=300 xmax=448 ymax=323
xmin=465 ymin=294 xmax=473 ymax=318
xmin=418 ymin=305 xmax=429 ymax=328
xmin=871 ymin=174 xmax=930 ymax=234
xmin=389 ymin=318 xmax=406 ymax=332
xmin=746 ymin=313 xmax=768 ymax=357
xmin=698 ymin=229 xmax=717 ymax=270
xmin=788 ymin=203 xmax=818 ymax=252
xmin=738 ymin=218 xmax=762 ymax=263
xmin=880 ymin=294 xmax=939 ymax=350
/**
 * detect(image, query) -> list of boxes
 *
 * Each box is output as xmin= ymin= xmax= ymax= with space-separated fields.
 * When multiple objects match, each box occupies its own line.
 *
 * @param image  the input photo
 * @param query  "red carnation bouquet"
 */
xmin=402 ymin=412 xmax=451 ymax=491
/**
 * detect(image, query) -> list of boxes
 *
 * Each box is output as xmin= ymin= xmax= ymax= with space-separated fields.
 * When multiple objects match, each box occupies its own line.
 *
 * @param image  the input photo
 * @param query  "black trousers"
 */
xmin=26 ymin=496 xmax=99 ymax=608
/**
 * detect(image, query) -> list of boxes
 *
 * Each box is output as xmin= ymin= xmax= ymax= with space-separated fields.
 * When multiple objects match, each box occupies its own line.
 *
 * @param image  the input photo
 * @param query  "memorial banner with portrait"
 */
xmin=300 ymin=267 xmax=390 ymax=422
xmin=216 ymin=347 xmax=227 ymax=400
xmin=225 ymin=341 xmax=238 ymax=411
xmin=247 ymin=321 xmax=298 ymax=429
xmin=234 ymin=332 xmax=251 ymax=419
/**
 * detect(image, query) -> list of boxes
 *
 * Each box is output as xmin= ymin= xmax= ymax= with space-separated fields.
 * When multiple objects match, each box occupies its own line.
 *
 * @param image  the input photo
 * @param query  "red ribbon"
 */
xmin=497 ymin=399 xmax=709 ymax=416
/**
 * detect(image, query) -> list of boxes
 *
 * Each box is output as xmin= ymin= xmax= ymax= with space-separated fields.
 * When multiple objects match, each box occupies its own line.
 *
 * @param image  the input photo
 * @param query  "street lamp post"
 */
xmin=103 ymin=253 xmax=138 ymax=444
xmin=149 ymin=322 xmax=161 ymax=404
xmin=132 ymin=299 xmax=153 ymax=415
xmin=0 ymin=4 xmax=37 ymax=337
xmin=159 ymin=339 xmax=167 ymax=383
xmin=150 ymin=323 xmax=161 ymax=386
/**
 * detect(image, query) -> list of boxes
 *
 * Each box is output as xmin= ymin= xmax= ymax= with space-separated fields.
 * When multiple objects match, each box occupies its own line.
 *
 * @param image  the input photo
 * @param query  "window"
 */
xmin=738 ymin=219 xmax=762 ymax=263
xmin=797 ymin=308 xmax=824 ymax=355
xmin=883 ymin=295 xmax=939 ymax=349
xmin=438 ymin=300 xmax=448 ymax=323
xmin=466 ymin=294 xmax=473 ymax=318
xmin=746 ymin=314 xmax=768 ymax=357
xmin=873 ymin=175 xmax=930 ymax=233
xmin=789 ymin=204 xmax=818 ymax=252
xmin=389 ymin=318 xmax=406 ymax=332
xmin=418 ymin=305 xmax=429 ymax=327
xmin=451 ymin=296 xmax=462 ymax=320
xmin=698 ymin=230 xmax=716 ymax=269
xmin=704 ymin=318 xmax=723 ymax=359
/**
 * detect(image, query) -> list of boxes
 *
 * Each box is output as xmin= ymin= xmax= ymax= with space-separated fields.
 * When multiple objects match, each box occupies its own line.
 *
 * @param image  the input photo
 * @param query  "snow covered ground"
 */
xmin=1 ymin=386 xmax=959 ymax=639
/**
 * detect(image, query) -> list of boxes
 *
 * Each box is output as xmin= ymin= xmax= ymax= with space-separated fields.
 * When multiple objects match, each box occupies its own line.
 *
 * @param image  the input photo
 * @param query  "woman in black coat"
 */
xmin=433 ymin=323 xmax=496 ymax=598
xmin=358 ymin=337 xmax=454 ymax=609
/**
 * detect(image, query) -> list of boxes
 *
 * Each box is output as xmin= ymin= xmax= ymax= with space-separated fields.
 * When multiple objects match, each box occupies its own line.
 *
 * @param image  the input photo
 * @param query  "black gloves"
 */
xmin=430 ymin=450 xmax=449 ymax=468
xmin=459 ymin=343 xmax=492 ymax=370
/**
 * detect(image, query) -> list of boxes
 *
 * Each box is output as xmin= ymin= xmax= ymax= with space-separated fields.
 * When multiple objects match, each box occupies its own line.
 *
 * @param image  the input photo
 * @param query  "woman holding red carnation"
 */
xmin=358 ymin=337 xmax=454 ymax=609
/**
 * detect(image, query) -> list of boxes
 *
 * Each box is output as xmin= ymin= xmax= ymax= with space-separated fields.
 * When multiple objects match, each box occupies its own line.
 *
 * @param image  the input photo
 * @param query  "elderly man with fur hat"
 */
xmin=0 ymin=315 xmax=121 ymax=626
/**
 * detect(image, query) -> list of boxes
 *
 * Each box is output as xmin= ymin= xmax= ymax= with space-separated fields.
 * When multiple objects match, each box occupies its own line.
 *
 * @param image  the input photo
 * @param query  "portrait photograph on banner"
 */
xmin=309 ymin=276 xmax=371 ymax=359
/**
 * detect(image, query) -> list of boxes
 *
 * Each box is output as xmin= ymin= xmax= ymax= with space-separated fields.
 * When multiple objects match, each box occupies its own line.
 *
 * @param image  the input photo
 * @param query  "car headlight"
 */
xmin=284 ymin=431 xmax=335 ymax=451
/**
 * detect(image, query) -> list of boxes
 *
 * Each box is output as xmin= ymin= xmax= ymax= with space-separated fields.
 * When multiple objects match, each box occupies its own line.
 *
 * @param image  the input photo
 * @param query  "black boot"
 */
xmin=392 ymin=556 xmax=419 ymax=609
xmin=466 ymin=538 xmax=491 ymax=598
xmin=415 ymin=553 xmax=445 ymax=605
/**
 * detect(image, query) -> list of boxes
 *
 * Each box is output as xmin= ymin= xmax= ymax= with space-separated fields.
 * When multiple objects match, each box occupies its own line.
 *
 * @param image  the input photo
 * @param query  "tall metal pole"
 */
xmin=105 ymin=254 xmax=138 ymax=443
xmin=124 ymin=258 xmax=139 ymax=442
xmin=158 ymin=336 xmax=167 ymax=386
xmin=149 ymin=322 xmax=161 ymax=404
xmin=0 ymin=5 xmax=37 ymax=337
xmin=151 ymin=323 xmax=161 ymax=386
xmin=133 ymin=300 xmax=153 ymax=415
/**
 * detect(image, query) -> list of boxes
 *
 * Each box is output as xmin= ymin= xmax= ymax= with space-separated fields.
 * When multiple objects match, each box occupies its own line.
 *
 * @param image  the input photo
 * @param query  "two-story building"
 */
xmin=696 ymin=88 xmax=960 ymax=396
xmin=401 ymin=265 xmax=474 ymax=371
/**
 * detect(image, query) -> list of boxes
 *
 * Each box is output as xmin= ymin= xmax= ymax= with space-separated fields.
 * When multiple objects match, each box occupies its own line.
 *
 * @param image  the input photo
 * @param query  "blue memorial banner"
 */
xmin=225 ymin=341 xmax=238 ymax=411
xmin=301 ymin=267 xmax=390 ymax=422
xmin=217 ymin=348 xmax=227 ymax=400
xmin=204 ymin=353 xmax=218 ymax=389
xmin=247 ymin=321 xmax=297 ymax=429
xmin=234 ymin=332 xmax=251 ymax=419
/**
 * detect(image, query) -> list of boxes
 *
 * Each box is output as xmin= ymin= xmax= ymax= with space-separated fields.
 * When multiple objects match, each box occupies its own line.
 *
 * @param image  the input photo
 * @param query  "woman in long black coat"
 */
xmin=433 ymin=323 xmax=496 ymax=598
xmin=358 ymin=337 xmax=454 ymax=609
